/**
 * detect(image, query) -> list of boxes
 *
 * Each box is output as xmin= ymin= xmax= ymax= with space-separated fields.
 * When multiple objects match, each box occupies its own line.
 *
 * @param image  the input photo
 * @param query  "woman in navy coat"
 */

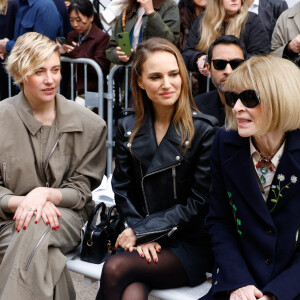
xmin=201 ymin=55 xmax=300 ymax=300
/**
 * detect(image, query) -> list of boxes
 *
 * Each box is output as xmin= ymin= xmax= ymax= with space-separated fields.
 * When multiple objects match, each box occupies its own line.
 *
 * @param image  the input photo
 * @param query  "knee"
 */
xmin=101 ymin=254 xmax=127 ymax=284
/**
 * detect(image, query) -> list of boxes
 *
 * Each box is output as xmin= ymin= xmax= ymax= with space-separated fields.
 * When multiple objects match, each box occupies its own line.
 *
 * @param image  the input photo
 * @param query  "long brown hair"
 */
xmin=130 ymin=37 xmax=197 ymax=151
xmin=196 ymin=0 xmax=248 ymax=53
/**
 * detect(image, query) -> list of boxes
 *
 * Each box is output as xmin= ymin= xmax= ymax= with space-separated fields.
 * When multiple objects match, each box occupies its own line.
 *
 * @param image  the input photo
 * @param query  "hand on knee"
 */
xmin=135 ymin=242 xmax=161 ymax=263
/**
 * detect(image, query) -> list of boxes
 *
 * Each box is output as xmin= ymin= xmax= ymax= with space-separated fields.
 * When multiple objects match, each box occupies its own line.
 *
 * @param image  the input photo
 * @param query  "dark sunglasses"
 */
xmin=212 ymin=59 xmax=245 ymax=70
xmin=225 ymin=90 xmax=261 ymax=108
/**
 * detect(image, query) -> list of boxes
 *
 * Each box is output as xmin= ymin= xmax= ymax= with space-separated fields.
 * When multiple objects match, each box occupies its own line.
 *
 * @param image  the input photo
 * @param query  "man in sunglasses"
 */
xmin=195 ymin=35 xmax=247 ymax=126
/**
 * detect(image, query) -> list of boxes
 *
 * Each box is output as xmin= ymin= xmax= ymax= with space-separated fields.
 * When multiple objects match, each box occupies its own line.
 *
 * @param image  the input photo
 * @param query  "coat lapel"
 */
xmin=131 ymin=116 xmax=183 ymax=175
xmin=222 ymin=132 xmax=273 ymax=223
xmin=266 ymin=130 xmax=300 ymax=214
xmin=130 ymin=115 xmax=158 ymax=169
xmin=294 ymin=7 xmax=300 ymax=33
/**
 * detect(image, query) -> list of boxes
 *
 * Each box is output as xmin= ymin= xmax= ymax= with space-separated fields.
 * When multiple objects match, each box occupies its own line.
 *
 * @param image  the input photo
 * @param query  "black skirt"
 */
xmin=161 ymin=237 xmax=213 ymax=286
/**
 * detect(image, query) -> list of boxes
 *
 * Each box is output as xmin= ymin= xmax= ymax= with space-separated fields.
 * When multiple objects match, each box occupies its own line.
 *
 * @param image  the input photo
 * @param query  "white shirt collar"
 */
xmin=248 ymin=0 xmax=259 ymax=13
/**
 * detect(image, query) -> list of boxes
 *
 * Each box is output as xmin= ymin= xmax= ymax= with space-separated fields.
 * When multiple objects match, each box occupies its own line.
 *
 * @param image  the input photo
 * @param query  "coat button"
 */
xmin=126 ymin=131 xmax=132 ymax=135
xmin=265 ymin=257 xmax=272 ymax=265
xmin=127 ymin=143 xmax=131 ymax=148
xmin=266 ymin=228 xmax=273 ymax=235
xmin=185 ymin=141 xmax=189 ymax=146
xmin=176 ymin=156 xmax=180 ymax=161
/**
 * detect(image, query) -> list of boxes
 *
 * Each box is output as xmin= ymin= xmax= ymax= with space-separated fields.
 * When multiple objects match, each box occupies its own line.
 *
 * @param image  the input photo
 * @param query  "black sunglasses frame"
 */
xmin=225 ymin=90 xmax=261 ymax=108
xmin=212 ymin=59 xmax=245 ymax=71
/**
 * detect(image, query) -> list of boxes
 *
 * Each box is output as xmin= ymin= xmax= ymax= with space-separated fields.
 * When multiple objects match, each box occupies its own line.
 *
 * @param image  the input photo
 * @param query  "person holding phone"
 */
xmin=96 ymin=37 xmax=218 ymax=300
xmin=58 ymin=0 xmax=110 ymax=96
xmin=105 ymin=0 xmax=180 ymax=65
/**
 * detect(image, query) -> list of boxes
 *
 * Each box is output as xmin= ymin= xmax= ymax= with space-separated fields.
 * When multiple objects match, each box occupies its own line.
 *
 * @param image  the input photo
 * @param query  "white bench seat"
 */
xmin=66 ymin=255 xmax=211 ymax=300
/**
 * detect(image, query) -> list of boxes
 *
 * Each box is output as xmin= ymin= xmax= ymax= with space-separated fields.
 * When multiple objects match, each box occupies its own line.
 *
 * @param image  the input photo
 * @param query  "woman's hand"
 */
xmin=56 ymin=39 xmax=75 ymax=54
xmin=137 ymin=0 xmax=154 ymax=15
xmin=0 ymin=38 xmax=8 ymax=60
xmin=116 ymin=46 xmax=133 ymax=63
xmin=135 ymin=242 xmax=161 ymax=263
xmin=13 ymin=187 xmax=50 ymax=231
xmin=115 ymin=228 xmax=137 ymax=250
xmin=230 ymin=285 xmax=263 ymax=300
xmin=196 ymin=55 xmax=209 ymax=76
xmin=41 ymin=200 xmax=62 ymax=230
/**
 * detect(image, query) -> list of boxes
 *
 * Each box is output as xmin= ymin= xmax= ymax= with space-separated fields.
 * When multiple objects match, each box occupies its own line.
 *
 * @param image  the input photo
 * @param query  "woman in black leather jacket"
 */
xmin=96 ymin=37 xmax=218 ymax=300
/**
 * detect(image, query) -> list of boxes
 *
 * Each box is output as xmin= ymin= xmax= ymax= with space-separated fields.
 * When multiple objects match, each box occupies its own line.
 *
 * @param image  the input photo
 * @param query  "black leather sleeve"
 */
xmin=181 ymin=13 xmax=205 ymax=72
xmin=112 ymin=115 xmax=145 ymax=228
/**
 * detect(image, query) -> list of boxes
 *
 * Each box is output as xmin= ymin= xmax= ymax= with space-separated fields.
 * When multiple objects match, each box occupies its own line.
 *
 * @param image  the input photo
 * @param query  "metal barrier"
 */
xmin=60 ymin=57 xmax=105 ymax=117
xmin=104 ymin=64 xmax=132 ymax=176
xmin=189 ymin=72 xmax=210 ymax=93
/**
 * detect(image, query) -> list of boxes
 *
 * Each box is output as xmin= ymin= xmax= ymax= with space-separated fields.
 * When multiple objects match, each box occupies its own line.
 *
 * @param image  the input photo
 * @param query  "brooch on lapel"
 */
xmin=228 ymin=191 xmax=242 ymax=235
xmin=269 ymin=174 xmax=297 ymax=213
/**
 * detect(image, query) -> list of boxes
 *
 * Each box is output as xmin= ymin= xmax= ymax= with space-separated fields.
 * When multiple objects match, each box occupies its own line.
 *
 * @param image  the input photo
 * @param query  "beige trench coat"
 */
xmin=271 ymin=2 xmax=300 ymax=63
xmin=0 ymin=92 xmax=107 ymax=299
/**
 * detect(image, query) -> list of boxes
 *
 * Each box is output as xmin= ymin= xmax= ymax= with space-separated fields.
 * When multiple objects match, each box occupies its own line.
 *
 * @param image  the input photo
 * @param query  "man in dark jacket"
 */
xmin=195 ymin=35 xmax=247 ymax=126
xmin=247 ymin=0 xmax=288 ymax=40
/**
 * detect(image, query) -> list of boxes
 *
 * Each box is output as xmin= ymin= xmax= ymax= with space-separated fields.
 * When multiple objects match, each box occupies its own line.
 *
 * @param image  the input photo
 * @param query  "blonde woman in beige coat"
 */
xmin=0 ymin=32 xmax=107 ymax=300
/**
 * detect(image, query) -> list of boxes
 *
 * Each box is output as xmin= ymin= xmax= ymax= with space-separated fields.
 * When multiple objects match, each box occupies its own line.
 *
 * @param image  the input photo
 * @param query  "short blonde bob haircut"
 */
xmin=224 ymin=55 xmax=300 ymax=134
xmin=130 ymin=37 xmax=198 ymax=151
xmin=5 ymin=32 xmax=60 ymax=88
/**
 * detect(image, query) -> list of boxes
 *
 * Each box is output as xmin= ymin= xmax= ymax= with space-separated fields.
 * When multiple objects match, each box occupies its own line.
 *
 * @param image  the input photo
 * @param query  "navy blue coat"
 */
xmin=202 ymin=128 xmax=300 ymax=300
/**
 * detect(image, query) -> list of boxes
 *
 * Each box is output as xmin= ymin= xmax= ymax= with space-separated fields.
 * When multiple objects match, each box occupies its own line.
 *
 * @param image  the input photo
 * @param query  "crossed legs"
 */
xmin=96 ymin=249 xmax=189 ymax=300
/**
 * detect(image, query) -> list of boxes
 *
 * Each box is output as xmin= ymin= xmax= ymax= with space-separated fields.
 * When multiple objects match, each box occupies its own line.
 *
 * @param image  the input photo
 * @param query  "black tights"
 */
xmin=96 ymin=249 xmax=189 ymax=300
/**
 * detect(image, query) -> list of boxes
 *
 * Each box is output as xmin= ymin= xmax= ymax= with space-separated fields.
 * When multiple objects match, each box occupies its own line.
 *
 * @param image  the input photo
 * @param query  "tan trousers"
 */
xmin=0 ymin=208 xmax=86 ymax=300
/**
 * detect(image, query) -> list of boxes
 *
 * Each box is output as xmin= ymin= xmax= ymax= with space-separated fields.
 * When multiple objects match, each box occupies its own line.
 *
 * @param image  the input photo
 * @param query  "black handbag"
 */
xmin=80 ymin=202 xmax=121 ymax=264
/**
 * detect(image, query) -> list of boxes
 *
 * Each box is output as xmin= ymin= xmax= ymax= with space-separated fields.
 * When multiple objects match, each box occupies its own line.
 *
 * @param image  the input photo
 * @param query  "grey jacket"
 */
xmin=0 ymin=92 xmax=107 ymax=220
xmin=106 ymin=0 xmax=180 ymax=65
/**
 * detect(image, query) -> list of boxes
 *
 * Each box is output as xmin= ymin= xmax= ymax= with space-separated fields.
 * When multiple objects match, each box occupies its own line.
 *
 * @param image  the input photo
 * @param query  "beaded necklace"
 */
xmin=253 ymin=135 xmax=286 ymax=185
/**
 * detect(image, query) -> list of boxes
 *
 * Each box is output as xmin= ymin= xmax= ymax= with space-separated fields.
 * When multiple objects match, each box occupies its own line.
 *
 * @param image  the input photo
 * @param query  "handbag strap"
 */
xmin=106 ymin=205 xmax=119 ymax=229
xmin=87 ymin=202 xmax=107 ymax=227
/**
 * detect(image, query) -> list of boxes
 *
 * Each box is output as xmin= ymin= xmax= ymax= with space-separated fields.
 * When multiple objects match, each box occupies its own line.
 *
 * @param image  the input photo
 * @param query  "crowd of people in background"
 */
xmin=1 ymin=0 xmax=300 ymax=299
xmin=1 ymin=0 xmax=299 ymax=100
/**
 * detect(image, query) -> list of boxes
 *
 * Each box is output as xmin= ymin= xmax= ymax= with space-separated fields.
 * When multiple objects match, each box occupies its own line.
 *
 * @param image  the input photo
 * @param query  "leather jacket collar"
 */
xmin=131 ymin=114 xmax=184 ymax=175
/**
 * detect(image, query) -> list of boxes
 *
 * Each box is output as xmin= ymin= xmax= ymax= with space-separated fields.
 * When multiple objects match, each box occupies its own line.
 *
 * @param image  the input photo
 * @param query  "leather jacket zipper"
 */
xmin=172 ymin=166 xmax=177 ymax=200
xmin=2 ymin=161 xmax=6 ymax=186
xmin=136 ymin=226 xmax=178 ymax=243
xmin=25 ymin=226 xmax=51 ymax=271
xmin=43 ymin=133 xmax=63 ymax=187
xmin=141 ymin=163 xmax=181 ymax=216
xmin=140 ymin=162 xmax=150 ymax=216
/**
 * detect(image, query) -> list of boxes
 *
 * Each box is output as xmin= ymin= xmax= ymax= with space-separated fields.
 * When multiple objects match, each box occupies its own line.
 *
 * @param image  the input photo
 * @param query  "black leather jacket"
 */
xmin=112 ymin=110 xmax=218 ymax=245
